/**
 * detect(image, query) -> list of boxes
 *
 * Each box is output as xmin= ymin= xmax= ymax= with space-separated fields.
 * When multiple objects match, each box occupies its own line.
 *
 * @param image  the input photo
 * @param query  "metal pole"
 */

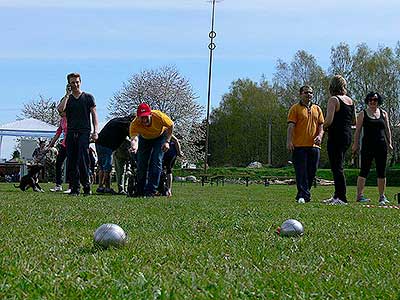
xmin=204 ymin=0 xmax=217 ymax=173
xmin=268 ymin=118 xmax=272 ymax=166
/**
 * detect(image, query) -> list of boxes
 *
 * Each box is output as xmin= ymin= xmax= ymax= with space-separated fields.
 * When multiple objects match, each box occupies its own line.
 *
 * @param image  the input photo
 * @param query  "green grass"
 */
xmin=1 ymin=182 xmax=400 ymax=299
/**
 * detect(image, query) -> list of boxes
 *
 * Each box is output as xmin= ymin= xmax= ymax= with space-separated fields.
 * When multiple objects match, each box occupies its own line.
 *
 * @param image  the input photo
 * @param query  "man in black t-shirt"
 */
xmin=57 ymin=73 xmax=99 ymax=196
xmin=95 ymin=115 xmax=135 ymax=194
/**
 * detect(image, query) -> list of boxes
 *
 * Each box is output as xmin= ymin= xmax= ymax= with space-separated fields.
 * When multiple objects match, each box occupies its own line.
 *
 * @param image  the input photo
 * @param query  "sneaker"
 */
xmin=297 ymin=197 xmax=305 ymax=204
xmin=69 ymin=190 xmax=79 ymax=196
xmin=330 ymin=198 xmax=348 ymax=205
xmin=50 ymin=185 xmax=63 ymax=192
xmin=322 ymin=197 xmax=336 ymax=204
xmin=379 ymin=195 xmax=390 ymax=206
xmin=63 ymin=189 xmax=72 ymax=194
xmin=357 ymin=195 xmax=370 ymax=203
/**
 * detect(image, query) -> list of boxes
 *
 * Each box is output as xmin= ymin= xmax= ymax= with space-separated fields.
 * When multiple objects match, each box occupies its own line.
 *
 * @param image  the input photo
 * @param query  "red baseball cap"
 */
xmin=137 ymin=103 xmax=152 ymax=117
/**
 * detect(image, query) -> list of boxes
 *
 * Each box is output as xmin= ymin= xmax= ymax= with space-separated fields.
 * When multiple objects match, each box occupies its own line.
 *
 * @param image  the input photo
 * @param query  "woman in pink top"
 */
xmin=48 ymin=113 xmax=69 ymax=192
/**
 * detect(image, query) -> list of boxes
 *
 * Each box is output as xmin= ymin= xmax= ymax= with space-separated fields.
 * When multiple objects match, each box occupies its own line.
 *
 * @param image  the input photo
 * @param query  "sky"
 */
xmin=1 ymin=0 xmax=400 ymax=159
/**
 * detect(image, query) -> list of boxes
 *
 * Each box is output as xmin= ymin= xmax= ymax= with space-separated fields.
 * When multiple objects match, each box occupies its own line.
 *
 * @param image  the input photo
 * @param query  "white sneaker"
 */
xmin=50 ymin=185 xmax=63 ymax=192
xmin=330 ymin=198 xmax=348 ymax=205
xmin=297 ymin=197 xmax=305 ymax=204
xmin=63 ymin=189 xmax=72 ymax=194
xmin=322 ymin=197 xmax=336 ymax=204
xmin=379 ymin=195 xmax=390 ymax=206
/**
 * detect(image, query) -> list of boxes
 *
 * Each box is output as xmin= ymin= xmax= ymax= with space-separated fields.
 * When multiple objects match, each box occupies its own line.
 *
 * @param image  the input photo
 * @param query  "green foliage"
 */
xmin=209 ymin=79 xmax=287 ymax=167
xmin=2 ymin=183 xmax=400 ymax=299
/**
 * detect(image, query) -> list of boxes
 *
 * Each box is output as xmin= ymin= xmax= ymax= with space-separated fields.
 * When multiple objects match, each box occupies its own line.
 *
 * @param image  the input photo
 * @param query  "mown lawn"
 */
xmin=1 ymin=182 xmax=400 ymax=299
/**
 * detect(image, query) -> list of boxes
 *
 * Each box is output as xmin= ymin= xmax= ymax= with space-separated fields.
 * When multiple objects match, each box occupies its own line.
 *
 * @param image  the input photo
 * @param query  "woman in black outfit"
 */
xmin=352 ymin=92 xmax=393 ymax=205
xmin=323 ymin=75 xmax=356 ymax=205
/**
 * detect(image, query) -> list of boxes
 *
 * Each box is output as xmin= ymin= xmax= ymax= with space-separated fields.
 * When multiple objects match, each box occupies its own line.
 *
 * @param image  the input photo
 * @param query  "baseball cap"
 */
xmin=137 ymin=103 xmax=152 ymax=117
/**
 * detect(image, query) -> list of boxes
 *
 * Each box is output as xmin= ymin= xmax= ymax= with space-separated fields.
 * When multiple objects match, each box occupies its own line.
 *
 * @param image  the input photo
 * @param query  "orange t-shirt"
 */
xmin=129 ymin=110 xmax=173 ymax=139
xmin=287 ymin=103 xmax=324 ymax=147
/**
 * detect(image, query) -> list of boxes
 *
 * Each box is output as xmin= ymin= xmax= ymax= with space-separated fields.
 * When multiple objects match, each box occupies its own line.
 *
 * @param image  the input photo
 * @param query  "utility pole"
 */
xmin=204 ymin=0 xmax=220 ymax=173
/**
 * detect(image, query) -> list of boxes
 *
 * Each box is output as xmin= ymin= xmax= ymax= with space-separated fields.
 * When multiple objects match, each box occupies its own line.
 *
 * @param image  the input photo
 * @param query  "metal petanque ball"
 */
xmin=278 ymin=219 xmax=304 ymax=237
xmin=93 ymin=223 xmax=127 ymax=249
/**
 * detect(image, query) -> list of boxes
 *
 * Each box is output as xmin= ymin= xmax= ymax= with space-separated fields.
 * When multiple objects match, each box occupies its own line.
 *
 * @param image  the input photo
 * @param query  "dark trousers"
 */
xmin=360 ymin=142 xmax=387 ymax=178
xmin=55 ymin=145 xmax=68 ymax=185
xmin=327 ymin=140 xmax=350 ymax=202
xmin=137 ymin=134 xmax=166 ymax=196
xmin=293 ymin=147 xmax=320 ymax=201
xmin=66 ymin=132 xmax=90 ymax=192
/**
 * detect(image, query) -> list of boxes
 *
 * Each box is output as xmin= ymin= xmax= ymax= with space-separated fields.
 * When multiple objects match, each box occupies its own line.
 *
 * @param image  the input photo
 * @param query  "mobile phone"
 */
xmin=67 ymin=83 xmax=72 ymax=92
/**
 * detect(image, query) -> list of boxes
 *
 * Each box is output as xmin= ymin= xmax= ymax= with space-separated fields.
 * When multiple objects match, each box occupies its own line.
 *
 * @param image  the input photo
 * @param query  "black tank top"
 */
xmin=328 ymin=96 xmax=354 ymax=145
xmin=362 ymin=109 xmax=386 ymax=146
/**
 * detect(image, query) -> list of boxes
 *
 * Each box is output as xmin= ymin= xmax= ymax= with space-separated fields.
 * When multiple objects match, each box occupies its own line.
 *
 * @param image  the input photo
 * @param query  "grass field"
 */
xmin=1 ymin=182 xmax=400 ymax=299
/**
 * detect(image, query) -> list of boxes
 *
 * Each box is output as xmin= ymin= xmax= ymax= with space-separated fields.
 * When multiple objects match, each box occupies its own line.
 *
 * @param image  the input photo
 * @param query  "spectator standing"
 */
xmin=159 ymin=135 xmax=183 ymax=197
xmin=352 ymin=92 xmax=393 ymax=205
xmin=57 ymin=73 xmax=98 ymax=196
xmin=48 ymin=112 xmax=69 ymax=192
xmin=113 ymin=139 xmax=132 ymax=195
xmin=287 ymin=86 xmax=324 ymax=203
xmin=95 ymin=115 xmax=135 ymax=194
xmin=323 ymin=75 xmax=356 ymax=205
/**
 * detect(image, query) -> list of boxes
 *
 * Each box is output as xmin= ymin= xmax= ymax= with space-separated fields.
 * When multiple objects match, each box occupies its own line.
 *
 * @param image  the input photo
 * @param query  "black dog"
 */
xmin=14 ymin=164 xmax=44 ymax=192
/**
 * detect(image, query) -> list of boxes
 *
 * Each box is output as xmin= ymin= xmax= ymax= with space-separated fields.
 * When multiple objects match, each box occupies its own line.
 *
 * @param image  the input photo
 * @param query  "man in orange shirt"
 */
xmin=287 ymin=85 xmax=324 ymax=203
xmin=130 ymin=103 xmax=174 ymax=197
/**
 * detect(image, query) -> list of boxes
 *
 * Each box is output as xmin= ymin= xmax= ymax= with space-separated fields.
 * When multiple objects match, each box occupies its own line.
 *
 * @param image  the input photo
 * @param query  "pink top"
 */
xmin=56 ymin=116 xmax=68 ymax=147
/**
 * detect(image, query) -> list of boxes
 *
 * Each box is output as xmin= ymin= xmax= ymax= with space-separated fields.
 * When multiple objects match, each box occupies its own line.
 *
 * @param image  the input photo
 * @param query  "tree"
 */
xmin=209 ymin=78 xmax=287 ymax=166
xmin=19 ymin=94 xmax=59 ymax=126
xmin=108 ymin=65 xmax=204 ymax=163
xmin=273 ymin=50 xmax=329 ymax=109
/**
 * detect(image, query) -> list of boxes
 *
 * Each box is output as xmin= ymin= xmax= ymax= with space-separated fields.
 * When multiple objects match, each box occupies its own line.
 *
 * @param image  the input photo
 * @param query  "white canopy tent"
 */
xmin=0 ymin=118 xmax=58 ymax=159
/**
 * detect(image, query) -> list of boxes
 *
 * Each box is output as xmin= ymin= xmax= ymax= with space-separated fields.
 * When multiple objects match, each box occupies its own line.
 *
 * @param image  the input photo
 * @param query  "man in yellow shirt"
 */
xmin=130 ymin=103 xmax=174 ymax=197
xmin=287 ymin=85 xmax=324 ymax=203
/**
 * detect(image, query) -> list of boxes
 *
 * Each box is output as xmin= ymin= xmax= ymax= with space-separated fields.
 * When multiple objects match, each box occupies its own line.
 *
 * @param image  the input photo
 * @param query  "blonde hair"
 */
xmin=329 ymin=75 xmax=347 ymax=96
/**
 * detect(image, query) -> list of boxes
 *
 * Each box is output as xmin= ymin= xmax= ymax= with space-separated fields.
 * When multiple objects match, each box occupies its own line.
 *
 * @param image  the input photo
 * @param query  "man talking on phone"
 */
xmin=57 ymin=73 xmax=99 ymax=196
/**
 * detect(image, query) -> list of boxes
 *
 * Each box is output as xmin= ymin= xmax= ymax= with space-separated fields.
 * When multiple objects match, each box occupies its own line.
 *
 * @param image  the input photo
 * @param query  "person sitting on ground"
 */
xmin=32 ymin=140 xmax=47 ymax=165
xmin=352 ymin=92 xmax=393 ymax=205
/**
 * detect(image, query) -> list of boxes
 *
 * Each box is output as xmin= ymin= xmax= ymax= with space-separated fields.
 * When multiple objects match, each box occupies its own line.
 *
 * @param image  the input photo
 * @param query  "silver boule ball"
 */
xmin=280 ymin=219 xmax=304 ymax=237
xmin=93 ymin=223 xmax=127 ymax=249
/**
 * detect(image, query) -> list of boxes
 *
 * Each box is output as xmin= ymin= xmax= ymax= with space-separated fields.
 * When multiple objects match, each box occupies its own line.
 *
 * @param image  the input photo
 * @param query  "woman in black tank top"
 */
xmin=352 ymin=92 xmax=393 ymax=205
xmin=323 ymin=75 xmax=356 ymax=205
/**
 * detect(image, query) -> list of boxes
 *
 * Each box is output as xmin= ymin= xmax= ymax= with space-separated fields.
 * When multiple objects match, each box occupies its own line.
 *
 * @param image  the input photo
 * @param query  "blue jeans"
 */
xmin=292 ymin=147 xmax=320 ymax=201
xmin=137 ymin=134 xmax=166 ymax=196
xmin=96 ymin=144 xmax=113 ymax=172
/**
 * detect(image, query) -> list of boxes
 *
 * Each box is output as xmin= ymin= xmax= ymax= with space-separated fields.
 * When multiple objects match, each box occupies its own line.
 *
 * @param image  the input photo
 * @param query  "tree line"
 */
xmin=209 ymin=42 xmax=400 ymax=167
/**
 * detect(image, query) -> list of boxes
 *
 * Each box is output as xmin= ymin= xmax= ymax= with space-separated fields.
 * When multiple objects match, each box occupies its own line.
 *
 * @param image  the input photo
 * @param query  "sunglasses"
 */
xmin=303 ymin=91 xmax=313 ymax=94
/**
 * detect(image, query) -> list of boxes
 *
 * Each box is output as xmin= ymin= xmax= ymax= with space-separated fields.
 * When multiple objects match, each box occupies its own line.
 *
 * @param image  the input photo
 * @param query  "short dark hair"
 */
xmin=299 ymin=85 xmax=313 ymax=94
xmin=364 ymin=92 xmax=383 ymax=105
xmin=67 ymin=73 xmax=81 ymax=83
